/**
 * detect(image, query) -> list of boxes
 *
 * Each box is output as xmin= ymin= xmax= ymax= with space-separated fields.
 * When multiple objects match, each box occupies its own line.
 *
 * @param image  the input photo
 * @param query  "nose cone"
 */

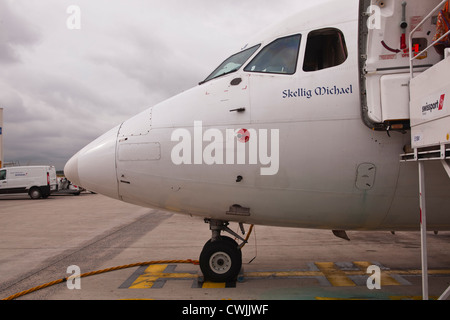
xmin=64 ymin=151 xmax=81 ymax=186
xmin=64 ymin=125 xmax=120 ymax=199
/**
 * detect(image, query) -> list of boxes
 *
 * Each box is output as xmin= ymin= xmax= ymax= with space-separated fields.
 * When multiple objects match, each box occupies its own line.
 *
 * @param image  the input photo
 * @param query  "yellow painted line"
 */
xmin=317 ymin=295 xmax=439 ymax=301
xmin=316 ymin=297 xmax=368 ymax=300
xmin=353 ymin=261 xmax=401 ymax=286
xmin=392 ymin=269 xmax=450 ymax=276
xmin=244 ymin=271 xmax=322 ymax=278
xmin=158 ymin=273 xmax=197 ymax=279
xmin=126 ymin=262 xmax=450 ymax=289
xmin=130 ymin=264 xmax=168 ymax=289
xmin=315 ymin=262 xmax=356 ymax=287
xmin=202 ymin=282 xmax=226 ymax=288
xmin=129 ymin=264 xmax=198 ymax=289
xmin=388 ymin=295 xmax=437 ymax=300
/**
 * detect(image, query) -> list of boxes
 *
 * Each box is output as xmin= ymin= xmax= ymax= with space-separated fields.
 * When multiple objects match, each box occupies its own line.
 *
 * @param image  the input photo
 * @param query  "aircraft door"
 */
xmin=362 ymin=0 xmax=443 ymax=126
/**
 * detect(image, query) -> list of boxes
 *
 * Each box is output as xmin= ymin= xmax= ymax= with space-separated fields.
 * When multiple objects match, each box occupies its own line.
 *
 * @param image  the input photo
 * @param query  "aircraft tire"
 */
xmin=199 ymin=238 xmax=242 ymax=282
xmin=204 ymin=236 xmax=242 ymax=256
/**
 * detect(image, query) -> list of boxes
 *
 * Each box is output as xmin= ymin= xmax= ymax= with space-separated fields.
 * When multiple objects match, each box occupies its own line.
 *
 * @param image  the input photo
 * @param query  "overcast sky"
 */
xmin=0 ymin=0 xmax=322 ymax=171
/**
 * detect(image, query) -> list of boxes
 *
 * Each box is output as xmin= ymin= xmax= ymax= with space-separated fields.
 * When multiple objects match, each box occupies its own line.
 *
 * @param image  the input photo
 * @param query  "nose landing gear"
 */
xmin=199 ymin=219 xmax=248 ymax=282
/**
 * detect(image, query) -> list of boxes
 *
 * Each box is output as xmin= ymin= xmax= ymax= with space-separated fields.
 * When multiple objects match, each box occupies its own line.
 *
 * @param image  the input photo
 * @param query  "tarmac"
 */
xmin=1 ymin=192 xmax=450 ymax=303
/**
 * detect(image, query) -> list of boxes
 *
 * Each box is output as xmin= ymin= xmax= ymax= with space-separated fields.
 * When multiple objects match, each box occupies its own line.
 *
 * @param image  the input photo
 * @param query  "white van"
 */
xmin=0 ymin=166 xmax=58 ymax=199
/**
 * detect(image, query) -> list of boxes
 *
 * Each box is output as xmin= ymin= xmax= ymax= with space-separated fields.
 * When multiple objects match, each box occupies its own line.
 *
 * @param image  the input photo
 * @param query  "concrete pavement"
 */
xmin=1 ymin=193 xmax=450 ymax=301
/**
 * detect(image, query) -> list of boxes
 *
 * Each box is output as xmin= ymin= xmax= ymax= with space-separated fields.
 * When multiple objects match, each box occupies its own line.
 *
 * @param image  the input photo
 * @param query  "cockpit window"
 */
xmin=244 ymin=34 xmax=301 ymax=75
xmin=303 ymin=28 xmax=348 ymax=72
xmin=201 ymin=44 xmax=260 ymax=84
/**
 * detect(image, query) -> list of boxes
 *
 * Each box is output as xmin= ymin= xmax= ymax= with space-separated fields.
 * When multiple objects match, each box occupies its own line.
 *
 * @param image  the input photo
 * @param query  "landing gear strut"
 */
xmin=199 ymin=219 xmax=247 ymax=282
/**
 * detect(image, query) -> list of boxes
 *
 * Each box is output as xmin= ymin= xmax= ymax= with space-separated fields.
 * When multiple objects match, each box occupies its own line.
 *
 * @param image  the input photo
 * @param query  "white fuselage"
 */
xmin=65 ymin=0 xmax=450 ymax=232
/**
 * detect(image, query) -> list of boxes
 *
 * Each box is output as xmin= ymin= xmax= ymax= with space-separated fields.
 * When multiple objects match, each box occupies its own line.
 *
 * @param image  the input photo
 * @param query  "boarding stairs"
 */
xmin=399 ymin=0 xmax=450 ymax=301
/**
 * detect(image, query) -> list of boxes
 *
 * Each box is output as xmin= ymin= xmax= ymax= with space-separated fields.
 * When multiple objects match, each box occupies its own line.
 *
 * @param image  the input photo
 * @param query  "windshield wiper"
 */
xmin=199 ymin=67 xmax=239 ymax=85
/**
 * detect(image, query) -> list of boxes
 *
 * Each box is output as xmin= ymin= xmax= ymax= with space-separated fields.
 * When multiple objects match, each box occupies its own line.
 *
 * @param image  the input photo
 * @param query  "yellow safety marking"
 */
xmin=316 ymin=297 xmax=368 ymax=300
xmin=389 ymin=295 xmax=438 ymax=300
xmin=159 ymin=273 xmax=197 ymax=279
xmin=129 ymin=264 xmax=197 ymax=289
xmin=125 ymin=262 xmax=450 ymax=289
xmin=353 ymin=261 xmax=401 ymax=286
xmin=394 ymin=269 xmax=450 ymax=276
xmin=202 ymin=282 xmax=226 ymax=288
xmin=315 ymin=262 xmax=356 ymax=287
xmin=317 ymin=296 xmax=439 ymax=301
xmin=244 ymin=271 xmax=322 ymax=278
xmin=130 ymin=265 xmax=168 ymax=289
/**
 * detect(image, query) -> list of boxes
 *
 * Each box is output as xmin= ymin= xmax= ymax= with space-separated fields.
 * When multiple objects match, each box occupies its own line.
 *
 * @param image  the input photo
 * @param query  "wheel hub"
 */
xmin=209 ymin=251 xmax=231 ymax=274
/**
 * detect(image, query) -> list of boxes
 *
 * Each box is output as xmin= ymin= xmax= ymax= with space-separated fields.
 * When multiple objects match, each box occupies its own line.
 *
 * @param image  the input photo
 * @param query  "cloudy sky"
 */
xmin=0 ymin=0 xmax=321 ymax=171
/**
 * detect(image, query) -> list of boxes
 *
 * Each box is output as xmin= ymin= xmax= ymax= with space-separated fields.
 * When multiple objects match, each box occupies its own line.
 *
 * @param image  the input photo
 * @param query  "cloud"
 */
xmin=0 ymin=1 xmax=41 ymax=64
xmin=0 ymin=0 xmax=319 ymax=170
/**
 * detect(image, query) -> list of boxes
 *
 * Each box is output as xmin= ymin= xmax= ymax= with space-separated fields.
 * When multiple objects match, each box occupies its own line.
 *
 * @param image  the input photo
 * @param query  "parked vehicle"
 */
xmin=56 ymin=177 xmax=83 ymax=195
xmin=0 ymin=166 xmax=58 ymax=199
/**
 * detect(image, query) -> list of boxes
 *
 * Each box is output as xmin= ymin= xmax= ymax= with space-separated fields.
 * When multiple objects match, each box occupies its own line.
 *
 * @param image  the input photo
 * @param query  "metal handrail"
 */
xmin=409 ymin=0 xmax=450 ymax=78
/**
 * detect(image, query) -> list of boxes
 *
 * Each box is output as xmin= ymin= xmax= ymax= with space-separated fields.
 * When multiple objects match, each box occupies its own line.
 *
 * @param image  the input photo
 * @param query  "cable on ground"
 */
xmin=3 ymin=224 xmax=255 ymax=300
xmin=2 ymin=259 xmax=199 ymax=300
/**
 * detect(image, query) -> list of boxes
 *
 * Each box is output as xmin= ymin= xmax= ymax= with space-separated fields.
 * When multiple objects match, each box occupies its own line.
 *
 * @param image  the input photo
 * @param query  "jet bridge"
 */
xmin=400 ymin=0 xmax=450 ymax=301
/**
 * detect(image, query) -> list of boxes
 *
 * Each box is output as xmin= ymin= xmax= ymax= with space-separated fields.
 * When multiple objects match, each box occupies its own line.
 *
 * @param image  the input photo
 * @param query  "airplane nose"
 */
xmin=64 ymin=125 xmax=120 ymax=200
xmin=64 ymin=151 xmax=81 ymax=186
